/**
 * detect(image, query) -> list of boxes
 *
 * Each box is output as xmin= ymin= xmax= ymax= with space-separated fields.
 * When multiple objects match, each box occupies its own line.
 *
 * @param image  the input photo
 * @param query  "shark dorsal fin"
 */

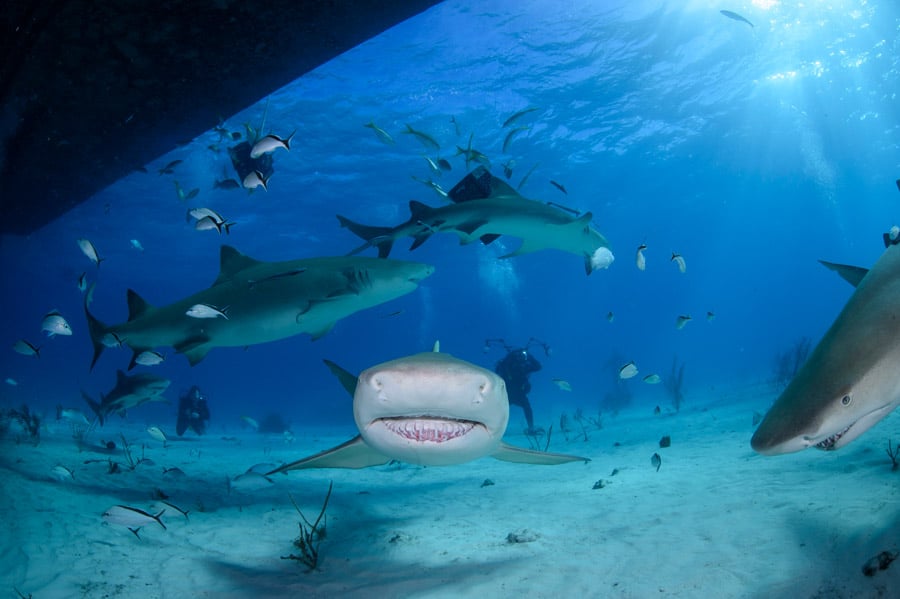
xmin=818 ymin=260 xmax=869 ymax=288
xmin=409 ymin=200 xmax=435 ymax=221
xmin=215 ymin=246 xmax=263 ymax=285
xmin=126 ymin=289 xmax=154 ymax=321
xmin=488 ymin=177 xmax=522 ymax=199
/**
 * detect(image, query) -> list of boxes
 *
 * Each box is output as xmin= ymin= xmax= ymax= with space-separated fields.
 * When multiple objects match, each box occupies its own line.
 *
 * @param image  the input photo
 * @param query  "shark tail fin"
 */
xmin=84 ymin=284 xmax=108 ymax=372
xmin=337 ymin=215 xmax=395 ymax=258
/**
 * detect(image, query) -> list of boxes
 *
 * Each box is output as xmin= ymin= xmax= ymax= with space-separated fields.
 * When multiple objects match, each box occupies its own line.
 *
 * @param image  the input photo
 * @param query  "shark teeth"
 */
xmin=814 ymin=425 xmax=852 ymax=451
xmin=380 ymin=417 xmax=476 ymax=443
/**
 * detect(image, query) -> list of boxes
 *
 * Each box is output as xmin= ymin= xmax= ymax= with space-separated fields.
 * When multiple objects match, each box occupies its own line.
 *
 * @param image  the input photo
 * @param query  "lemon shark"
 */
xmin=338 ymin=167 xmax=614 ymax=275
xmin=85 ymin=245 xmax=434 ymax=369
xmin=268 ymin=346 xmax=589 ymax=473
xmin=751 ymin=243 xmax=900 ymax=455
xmin=83 ymin=370 xmax=171 ymax=426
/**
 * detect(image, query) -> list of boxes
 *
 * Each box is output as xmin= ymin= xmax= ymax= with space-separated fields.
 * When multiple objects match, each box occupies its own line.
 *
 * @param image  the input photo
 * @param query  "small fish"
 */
xmin=57 ymin=406 xmax=89 ymax=424
xmin=5 ymin=378 xmax=18 ymax=386
xmin=130 ymin=239 xmax=144 ymax=252
xmin=173 ymin=180 xmax=200 ymax=202
xmin=248 ymin=268 xmax=306 ymax=288
xmin=643 ymin=374 xmax=661 ymax=384
xmin=411 ymin=176 xmax=448 ymax=198
xmin=553 ymin=378 xmax=572 ymax=392
xmin=146 ymin=426 xmax=167 ymax=443
xmin=502 ymin=126 xmax=530 ymax=153
xmin=550 ymin=180 xmax=568 ymax=195
xmin=77 ymin=272 xmax=88 ymax=293
xmin=706 ymin=311 xmax=716 ymax=322
xmin=635 ymin=244 xmax=647 ymax=271
xmin=186 ymin=304 xmax=228 ymax=320
xmin=653 ymin=405 xmax=661 ymax=415
xmin=651 ymin=452 xmax=662 ymax=472
xmin=101 ymin=332 xmax=125 ymax=348
xmin=77 ymin=238 xmax=103 ymax=268
xmin=13 ymin=339 xmax=40 ymax=358
xmin=720 ymin=9 xmax=754 ymax=28
xmin=619 ymin=362 xmax=639 ymax=379
xmin=195 ymin=215 xmax=234 ymax=235
xmin=402 ymin=124 xmax=440 ymax=150
xmin=49 ymin=465 xmax=74 ymax=482
xmin=246 ymin=462 xmax=279 ymax=475
xmin=422 ymin=155 xmax=442 ymax=176
xmin=163 ymin=467 xmax=186 ymax=478
xmin=228 ymin=472 xmax=274 ymax=492
xmin=213 ymin=178 xmax=241 ymax=190
xmin=675 ymin=315 xmax=693 ymax=330
xmin=502 ymin=106 xmax=538 ymax=128
xmin=241 ymin=416 xmax=259 ymax=430
xmin=379 ymin=309 xmax=404 ymax=319
xmin=606 ymin=311 xmax=614 ymax=323
xmin=187 ymin=207 xmax=225 ymax=223
xmin=364 ymin=121 xmax=395 ymax=145
xmin=158 ymin=159 xmax=182 ymax=175
xmin=102 ymin=505 xmax=167 ymax=537
xmin=242 ymin=170 xmax=270 ymax=191
xmin=455 ymin=133 xmax=491 ymax=169
xmin=884 ymin=225 xmax=900 ymax=248
xmin=517 ymin=162 xmax=539 ymax=190
xmin=250 ymin=130 xmax=296 ymax=159
xmin=671 ymin=252 xmax=686 ymax=274
xmin=42 ymin=311 xmax=73 ymax=337
xmin=135 ymin=350 xmax=165 ymax=366
xmin=437 ymin=158 xmax=452 ymax=172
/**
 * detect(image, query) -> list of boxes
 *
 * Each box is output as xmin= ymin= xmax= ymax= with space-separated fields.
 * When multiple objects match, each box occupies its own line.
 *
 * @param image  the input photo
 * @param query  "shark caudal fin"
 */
xmin=336 ymin=215 xmax=396 ymax=258
xmin=81 ymin=390 xmax=105 ymax=426
xmin=84 ymin=284 xmax=109 ymax=372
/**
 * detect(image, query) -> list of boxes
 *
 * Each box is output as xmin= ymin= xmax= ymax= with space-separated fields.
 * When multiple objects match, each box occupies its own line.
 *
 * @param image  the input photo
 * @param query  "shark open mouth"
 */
xmin=813 ymin=425 xmax=852 ymax=451
xmin=378 ymin=417 xmax=479 ymax=443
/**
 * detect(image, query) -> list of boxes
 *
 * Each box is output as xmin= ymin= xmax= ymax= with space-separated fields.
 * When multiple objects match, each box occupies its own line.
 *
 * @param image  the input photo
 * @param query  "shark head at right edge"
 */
xmin=751 ymin=244 xmax=900 ymax=455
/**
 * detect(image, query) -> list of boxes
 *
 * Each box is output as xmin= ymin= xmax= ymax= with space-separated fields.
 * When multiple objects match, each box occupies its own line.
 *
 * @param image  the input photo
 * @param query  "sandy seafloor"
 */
xmin=3 ymin=386 xmax=899 ymax=599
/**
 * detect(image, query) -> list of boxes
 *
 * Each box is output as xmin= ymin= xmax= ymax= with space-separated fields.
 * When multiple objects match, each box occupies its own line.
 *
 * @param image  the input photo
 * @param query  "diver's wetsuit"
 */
xmin=176 ymin=386 xmax=210 ymax=436
xmin=494 ymin=348 xmax=542 ymax=432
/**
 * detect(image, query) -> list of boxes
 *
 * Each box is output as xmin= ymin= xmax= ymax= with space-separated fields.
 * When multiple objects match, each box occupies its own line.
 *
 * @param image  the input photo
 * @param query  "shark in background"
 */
xmin=83 ymin=370 xmax=171 ymax=426
xmin=751 ymin=242 xmax=900 ymax=455
xmin=268 ymin=344 xmax=589 ymax=474
xmin=338 ymin=167 xmax=614 ymax=275
xmin=85 ymin=245 xmax=434 ymax=369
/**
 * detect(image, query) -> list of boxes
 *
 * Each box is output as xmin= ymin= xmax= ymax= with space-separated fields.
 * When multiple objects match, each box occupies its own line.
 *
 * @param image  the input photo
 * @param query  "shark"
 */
xmin=83 ymin=370 xmax=171 ymax=426
xmin=268 ymin=345 xmax=589 ymax=474
xmin=338 ymin=166 xmax=614 ymax=275
xmin=85 ymin=245 xmax=434 ymax=369
xmin=751 ymin=243 xmax=900 ymax=455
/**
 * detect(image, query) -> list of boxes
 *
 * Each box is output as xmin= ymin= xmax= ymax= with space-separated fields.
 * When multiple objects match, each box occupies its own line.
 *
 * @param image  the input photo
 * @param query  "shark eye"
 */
xmin=841 ymin=394 xmax=852 ymax=406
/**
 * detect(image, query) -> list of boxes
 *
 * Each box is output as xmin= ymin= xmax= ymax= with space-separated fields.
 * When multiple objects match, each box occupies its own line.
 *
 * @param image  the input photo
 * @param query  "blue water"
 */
xmin=2 ymin=0 xmax=898 ymax=433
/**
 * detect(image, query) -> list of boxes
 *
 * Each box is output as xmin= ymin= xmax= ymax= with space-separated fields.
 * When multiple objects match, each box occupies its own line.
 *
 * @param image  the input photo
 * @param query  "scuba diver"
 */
xmin=176 ymin=386 xmax=211 ymax=436
xmin=486 ymin=337 xmax=551 ymax=434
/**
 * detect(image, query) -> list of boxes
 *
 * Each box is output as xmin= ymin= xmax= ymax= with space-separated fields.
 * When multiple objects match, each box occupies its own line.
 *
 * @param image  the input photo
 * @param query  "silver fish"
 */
xmin=250 ymin=131 xmax=295 ymax=159
xmin=101 ymin=332 xmax=126 ymax=348
xmin=102 ymin=505 xmax=167 ymax=537
xmin=77 ymin=238 xmax=103 ymax=268
xmin=77 ymin=272 xmax=88 ymax=293
xmin=643 ymin=374 xmax=661 ymax=384
xmin=13 ymin=339 xmax=40 ymax=357
xmin=675 ymin=315 xmax=692 ymax=330
xmin=364 ymin=121 xmax=394 ymax=145
xmin=147 ymin=426 xmax=167 ymax=443
xmin=228 ymin=472 xmax=274 ymax=492
xmin=42 ymin=311 xmax=72 ymax=336
xmin=619 ymin=362 xmax=639 ymax=379
xmin=636 ymin=244 xmax=647 ymax=271
xmin=671 ymin=252 xmax=687 ymax=274
xmin=57 ymin=406 xmax=90 ymax=424
xmin=195 ymin=215 xmax=234 ymax=235
xmin=186 ymin=304 xmax=228 ymax=320
xmin=242 ymin=170 xmax=270 ymax=191
xmin=49 ymin=465 xmax=74 ymax=482
xmin=402 ymin=124 xmax=440 ymax=150
xmin=135 ymin=350 xmax=165 ymax=366
xmin=130 ymin=239 xmax=144 ymax=252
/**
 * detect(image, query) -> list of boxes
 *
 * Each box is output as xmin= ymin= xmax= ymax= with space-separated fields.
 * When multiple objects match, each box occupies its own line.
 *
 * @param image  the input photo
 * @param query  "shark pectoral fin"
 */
xmin=500 ymin=238 xmax=548 ymax=258
xmin=309 ymin=321 xmax=336 ymax=341
xmin=479 ymin=233 xmax=501 ymax=246
xmin=818 ymin=260 xmax=869 ymax=287
xmin=409 ymin=233 xmax=433 ymax=251
xmin=455 ymin=219 xmax=488 ymax=237
xmin=491 ymin=442 xmax=590 ymax=465
xmin=174 ymin=336 xmax=211 ymax=366
xmin=267 ymin=436 xmax=392 ymax=473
